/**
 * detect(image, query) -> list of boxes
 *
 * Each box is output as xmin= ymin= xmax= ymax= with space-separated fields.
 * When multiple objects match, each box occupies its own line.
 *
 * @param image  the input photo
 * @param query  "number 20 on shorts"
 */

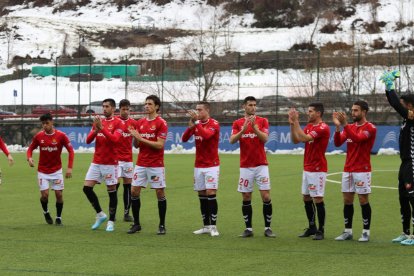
xmin=239 ymin=178 xmax=249 ymax=187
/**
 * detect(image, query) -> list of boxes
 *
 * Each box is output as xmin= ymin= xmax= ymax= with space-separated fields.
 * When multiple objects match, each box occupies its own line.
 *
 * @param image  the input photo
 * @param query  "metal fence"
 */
xmin=1 ymin=49 xmax=413 ymax=125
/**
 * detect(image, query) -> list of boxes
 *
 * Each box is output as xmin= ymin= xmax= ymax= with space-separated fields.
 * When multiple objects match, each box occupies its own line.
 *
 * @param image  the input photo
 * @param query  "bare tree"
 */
xmin=181 ymin=5 xmax=234 ymax=101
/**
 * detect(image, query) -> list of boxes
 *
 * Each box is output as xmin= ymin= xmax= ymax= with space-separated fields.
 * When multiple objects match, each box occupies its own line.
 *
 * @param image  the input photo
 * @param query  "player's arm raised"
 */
xmin=385 ymin=89 xmax=413 ymax=120
xmin=380 ymin=71 xmax=413 ymax=119
xmin=288 ymin=108 xmax=300 ymax=144
xmin=100 ymin=119 xmax=122 ymax=143
xmin=230 ymin=119 xmax=248 ymax=144
xmin=137 ymin=137 xmax=166 ymax=150
xmin=289 ymin=108 xmax=313 ymax=143
xmin=86 ymin=121 xmax=99 ymax=144
xmin=343 ymin=124 xmax=374 ymax=143
xmin=333 ymin=112 xmax=347 ymax=146
xmin=250 ymin=116 xmax=268 ymax=143
xmin=195 ymin=123 xmax=217 ymax=140
xmin=182 ymin=115 xmax=196 ymax=142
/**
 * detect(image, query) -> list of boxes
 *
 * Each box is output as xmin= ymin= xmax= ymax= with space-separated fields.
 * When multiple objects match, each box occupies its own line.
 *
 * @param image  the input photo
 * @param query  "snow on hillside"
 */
xmin=1 ymin=0 xmax=413 ymax=66
xmin=0 ymin=0 xmax=413 ymax=104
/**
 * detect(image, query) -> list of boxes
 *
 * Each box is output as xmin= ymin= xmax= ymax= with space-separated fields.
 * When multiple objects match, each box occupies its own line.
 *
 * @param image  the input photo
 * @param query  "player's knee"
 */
xmin=156 ymin=189 xmax=165 ymax=199
xmin=55 ymin=193 xmax=63 ymax=201
xmin=358 ymin=197 xmax=369 ymax=205
xmin=107 ymin=185 xmax=116 ymax=192
xmin=313 ymin=197 xmax=323 ymax=204
xmin=261 ymin=194 xmax=271 ymax=202
xmin=242 ymin=193 xmax=252 ymax=201
xmin=206 ymin=189 xmax=216 ymax=196
xmin=131 ymin=188 xmax=140 ymax=197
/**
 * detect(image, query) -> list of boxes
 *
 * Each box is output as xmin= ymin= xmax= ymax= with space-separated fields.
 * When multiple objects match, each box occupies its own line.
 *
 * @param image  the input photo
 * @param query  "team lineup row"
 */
xmin=0 ymin=71 xmax=413 ymax=244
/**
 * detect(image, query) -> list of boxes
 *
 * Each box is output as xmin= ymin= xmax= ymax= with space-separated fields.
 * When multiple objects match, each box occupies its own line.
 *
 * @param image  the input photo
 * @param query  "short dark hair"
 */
xmin=119 ymin=99 xmax=130 ymax=108
xmin=243 ymin=96 xmax=257 ymax=104
xmin=309 ymin=102 xmax=324 ymax=117
xmin=103 ymin=98 xmax=116 ymax=107
xmin=40 ymin=113 xmax=53 ymax=122
xmin=400 ymin=94 xmax=414 ymax=106
xmin=146 ymin=95 xmax=161 ymax=112
xmin=353 ymin=100 xmax=369 ymax=112
xmin=197 ymin=101 xmax=210 ymax=110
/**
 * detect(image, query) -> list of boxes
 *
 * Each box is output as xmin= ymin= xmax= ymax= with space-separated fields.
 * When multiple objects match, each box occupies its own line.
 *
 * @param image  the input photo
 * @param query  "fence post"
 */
xmin=125 ymin=56 xmax=128 ymax=99
xmin=316 ymin=49 xmax=320 ymax=99
xmin=357 ymin=49 xmax=360 ymax=96
xmin=398 ymin=47 xmax=402 ymax=93
xmin=275 ymin=51 xmax=279 ymax=119
xmin=237 ymin=53 xmax=241 ymax=116
xmin=55 ymin=57 xmax=58 ymax=120
xmin=89 ymin=55 xmax=92 ymax=118
xmin=161 ymin=55 xmax=165 ymax=117
xmin=20 ymin=61 xmax=24 ymax=146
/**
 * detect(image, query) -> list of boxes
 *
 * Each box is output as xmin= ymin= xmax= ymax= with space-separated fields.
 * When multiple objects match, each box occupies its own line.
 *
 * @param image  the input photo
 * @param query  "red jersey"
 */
xmin=182 ymin=118 xmax=220 ymax=168
xmin=303 ymin=122 xmax=330 ymax=172
xmin=334 ymin=122 xmax=377 ymax=172
xmin=86 ymin=117 xmax=123 ymax=165
xmin=0 ymin=136 xmax=9 ymax=156
xmin=136 ymin=116 xmax=168 ymax=167
xmin=116 ymin=116 xmax=136 ymax=162
xmin=232 ymin=116 xmax=269 ymax=168
xmin=27 ymin=130 xmax=74 ymax=174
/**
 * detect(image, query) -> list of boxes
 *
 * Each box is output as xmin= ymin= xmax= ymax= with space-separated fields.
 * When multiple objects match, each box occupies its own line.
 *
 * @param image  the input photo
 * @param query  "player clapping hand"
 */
xmin=288 ymin=107 xmax=299 ymax=124
xmin=93 ymin=116 xmax=103 ymax=131
xmin=187 ymin=110 xmax=199 ymax=128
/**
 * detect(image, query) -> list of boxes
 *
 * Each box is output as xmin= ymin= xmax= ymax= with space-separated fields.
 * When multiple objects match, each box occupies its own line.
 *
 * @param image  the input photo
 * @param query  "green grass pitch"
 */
xmin=0 ymin=153 xmax=409 ymax=275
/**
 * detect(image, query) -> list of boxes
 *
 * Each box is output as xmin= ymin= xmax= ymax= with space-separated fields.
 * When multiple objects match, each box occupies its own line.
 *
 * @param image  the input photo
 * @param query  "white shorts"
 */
xmin=38 ymin=169 xmax=64 ymax=191
xmin=85 ymin=163 xmax=118 ymax=186
xmin=237 ymin=166 xmax=271 ymax=193
xmin=341 ymin=172 xmax=371 ymax=194
xmin=194 ymin=166 xmax=220 ymax=191
xmin=118 ymin=161 xmax=134 ymax=179
xmin=132 ymin=166 xmax=166 ymax=189
xmin=301 ymin=171 xmax=326 ymax=197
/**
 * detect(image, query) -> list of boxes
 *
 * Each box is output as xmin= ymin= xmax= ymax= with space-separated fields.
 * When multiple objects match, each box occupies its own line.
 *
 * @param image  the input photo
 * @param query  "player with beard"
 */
xmin=230 ymin=96 xmax=275 ymax=238
xmin=128 ymin=95 xmax=168 ymax=235
xmin=83 ymin=99 xmax=123 ymax=232
xmin=333 ymin=101 xmax=376 ymax=242
xmin=288 ymin=103 xmax=330 ymax=240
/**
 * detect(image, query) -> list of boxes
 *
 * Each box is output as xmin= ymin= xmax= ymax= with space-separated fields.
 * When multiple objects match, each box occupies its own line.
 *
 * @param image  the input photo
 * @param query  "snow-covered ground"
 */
xmin=1 ymin=0 xmax=414 ymax=68
xmin=0 ymin=0 xmax=413 ymax=103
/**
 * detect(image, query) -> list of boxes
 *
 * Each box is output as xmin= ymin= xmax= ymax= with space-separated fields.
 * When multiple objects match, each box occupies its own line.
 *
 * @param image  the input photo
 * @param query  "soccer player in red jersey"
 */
xmin=230 ymin=96 xmax=275 ymax=238
xmin=128 ymin=95 xmax=168 ymax=235
xmin=116 ymin=99 xmax=135 ymax=222
xmin=182 ymin=101 xmax=220 ymax=236
xmin=289 ymin=103 xmax=330 ymax=240
xmin=333 ymin=101 xmax=376 ymax=242
xmin=0 ymin=135 xmax=14 ymax=185
xmin=83 ymin=98 xmax=123 ymax=232
xmin=26 ymin=113 xmax=74 ymax=225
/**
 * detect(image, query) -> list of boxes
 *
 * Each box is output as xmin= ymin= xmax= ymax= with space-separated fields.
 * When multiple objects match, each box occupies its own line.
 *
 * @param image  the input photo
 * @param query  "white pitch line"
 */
xmin=326 ymin=170 xmax=398 ymax=190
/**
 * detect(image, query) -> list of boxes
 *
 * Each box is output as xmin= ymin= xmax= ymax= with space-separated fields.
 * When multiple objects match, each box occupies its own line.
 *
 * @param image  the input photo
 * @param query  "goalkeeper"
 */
xmin=381 ymin=70 xmax=414 ymax=245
